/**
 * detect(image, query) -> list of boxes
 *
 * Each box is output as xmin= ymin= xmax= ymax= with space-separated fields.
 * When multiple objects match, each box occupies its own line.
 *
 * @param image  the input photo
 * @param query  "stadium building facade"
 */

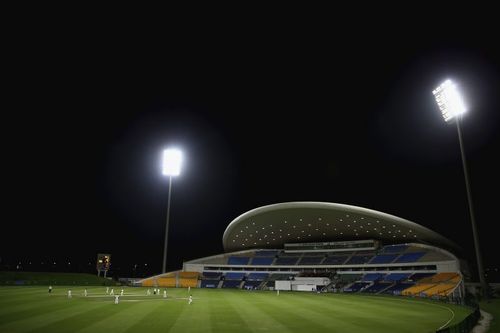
xmin=141 ymin=202 xmax=466 ymax=300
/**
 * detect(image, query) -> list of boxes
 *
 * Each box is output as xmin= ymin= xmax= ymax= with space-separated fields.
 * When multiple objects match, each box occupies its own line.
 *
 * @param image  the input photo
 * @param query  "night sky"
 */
xmin=3 ymin=19 xmax=500 ymax=280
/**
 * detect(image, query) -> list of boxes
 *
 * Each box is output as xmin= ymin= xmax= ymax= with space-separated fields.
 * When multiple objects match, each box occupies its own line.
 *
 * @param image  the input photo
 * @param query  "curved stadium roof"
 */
xmin=223 ymin=202 xmax=459 ymax=253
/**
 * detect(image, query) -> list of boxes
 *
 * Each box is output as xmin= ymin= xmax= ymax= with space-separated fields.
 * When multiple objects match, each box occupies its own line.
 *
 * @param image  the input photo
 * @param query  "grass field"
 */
xmin=0 ymin=286 xmax=473 ymax=333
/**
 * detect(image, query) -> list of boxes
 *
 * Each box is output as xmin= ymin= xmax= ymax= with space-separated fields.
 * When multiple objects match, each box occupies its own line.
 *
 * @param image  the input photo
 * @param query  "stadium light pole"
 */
xmin=161 ymin=148 xmax=183 ymax=274
xmin=432 ymin=79 xmax=488 ymax=298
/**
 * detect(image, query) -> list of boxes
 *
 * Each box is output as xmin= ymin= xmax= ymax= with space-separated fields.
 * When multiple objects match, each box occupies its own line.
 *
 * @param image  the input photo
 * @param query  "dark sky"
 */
xmin=3 ymin=17 xmax=500 ymax=279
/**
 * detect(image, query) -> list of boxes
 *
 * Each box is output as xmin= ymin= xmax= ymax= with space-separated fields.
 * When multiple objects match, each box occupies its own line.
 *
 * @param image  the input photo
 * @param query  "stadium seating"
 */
xmin=200 ymin=280 xmax=219 ymax=288
xmin=401 ymin=273 xmax=461 ymax=296
xmin=250 ymin=257 xmax=274 ymax=265
xmin=227 ymin=256 xmax=250 ymax=265
xmin=382 ymin=282 xmax=415 ymax=295
xmin=336 ymin=273 xmax=363 ymax=283
xmin=418 ymin=273 xmax=459 ymax=284
xmin=175 ymin=243 xmax=462 ymax=298
xmin=245 ymin=273 xmax=268 ymax=289
xmin=322 ymin=256 xmax=348 ymax=265
xmin=202 ymin=272 xmax=222 ymax=279
xmin=408 ymin=273 xmax=434 ymax=282
xmin=344 ymin=282 xmax=370 ymax=292
xmin=362 ymin=273 xmax=386 ymax=281
xmin=155 ymin=277 xmax=176 ymax=287
xmin=179 ymin=272 xmax=199 ymax=288
xmin=222 ymin=280 xmax=242 ymax=288
xmin=243 ymin=280 xmax=263 ymax=289
xmin=225 ymin=272 xmax=246 ymax=280
xmin=247 ymin=273 xmax=269 ymax=280
xmin=346 ymin=255 xmax=373 ymax=264
xmin=402 ymin=283 xmax=436 ymax=296
xmin=384 ymin=273 xmax=412 ymax=282
xmin=369 ymin=254 xmax=397 ymax=264
xmin=422 ymin=283 xmax=457 ymax=297
xmin=363 ymin=282 xmax=392 ymax=293
xmin=275 ymin=257 xmax=300 ymax=265
xmin=394 ymin=252 xmax=425 ymax=263
xmin=298 ymin=257 xmax=324 ymax=265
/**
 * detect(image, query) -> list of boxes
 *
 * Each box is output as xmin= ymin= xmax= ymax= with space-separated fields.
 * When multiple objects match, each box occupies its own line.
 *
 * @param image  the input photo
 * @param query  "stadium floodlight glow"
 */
xmin=432 ymin=79 xmax=466 ymax=122
xmin=162 ymin=148 xmax=182 ymax=176
xmin=432 ymin=80 xmax=488 ymax=299
xmin=161 ymin=148 xmax=183 ymax=274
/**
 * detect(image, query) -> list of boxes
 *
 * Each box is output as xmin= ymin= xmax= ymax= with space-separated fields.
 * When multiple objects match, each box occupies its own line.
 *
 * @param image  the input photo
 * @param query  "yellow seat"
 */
xmin=157 ymin=277 xmax=176 ymax=287
xmin=402 ymin=283 xmax=436 ymax=296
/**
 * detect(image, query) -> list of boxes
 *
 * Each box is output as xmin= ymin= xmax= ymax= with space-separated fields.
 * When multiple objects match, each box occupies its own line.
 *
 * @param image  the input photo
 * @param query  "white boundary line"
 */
xmin=435 ymin=304 xmax=455 ymax=331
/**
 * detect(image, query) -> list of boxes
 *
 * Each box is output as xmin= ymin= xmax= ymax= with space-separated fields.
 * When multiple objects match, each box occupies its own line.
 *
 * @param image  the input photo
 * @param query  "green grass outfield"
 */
xmin=0 ymin=286 xmax=473 ymax=333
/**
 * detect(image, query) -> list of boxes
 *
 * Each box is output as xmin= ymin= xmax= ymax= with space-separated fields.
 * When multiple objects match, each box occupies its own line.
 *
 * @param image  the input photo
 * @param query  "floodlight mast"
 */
xmin=433 ymin=80 xmax=488 ymax=298
xmin=161 ymin=148 xmax=182 ymax=274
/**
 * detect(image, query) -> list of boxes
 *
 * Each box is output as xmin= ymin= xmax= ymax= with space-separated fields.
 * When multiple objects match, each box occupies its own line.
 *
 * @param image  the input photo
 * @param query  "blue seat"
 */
xmin=225 ymin=272 xmax=246 ymax=280
xmin=370 ymin=254 xmax=397 ymax=264
xmin=394 ymin=252 xmax=425 ymax=263
xmin=227 ymin=257 xmax=250 ymax=265
xmin=251 ymin=257 xmax=274 ymax=265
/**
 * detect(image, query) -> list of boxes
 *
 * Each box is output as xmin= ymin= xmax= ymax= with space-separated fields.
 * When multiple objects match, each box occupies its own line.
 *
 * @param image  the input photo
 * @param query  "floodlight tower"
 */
xmin=161 ymin=148 xmax=183 ymax=274
xmin=432 ymin=79 xmax=488 ymax=298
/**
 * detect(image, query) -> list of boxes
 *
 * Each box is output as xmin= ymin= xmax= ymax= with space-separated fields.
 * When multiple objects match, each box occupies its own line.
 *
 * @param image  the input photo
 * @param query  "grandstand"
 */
xmin=139 ymin=202 xmax=466 ymax=301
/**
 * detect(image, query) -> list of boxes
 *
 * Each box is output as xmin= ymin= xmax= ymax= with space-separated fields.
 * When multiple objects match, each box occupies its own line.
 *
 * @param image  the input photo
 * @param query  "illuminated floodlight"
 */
xmin=432 ymin=79 xmax=466 ymax=122
xmin=162 ymin=149 xmax=182 ymax=176
xmin=431 ymin=80 xmax=488 ymax=298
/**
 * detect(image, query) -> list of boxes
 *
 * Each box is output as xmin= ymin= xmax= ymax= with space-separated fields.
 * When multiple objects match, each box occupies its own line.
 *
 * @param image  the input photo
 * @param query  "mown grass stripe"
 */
xmin=167 ymin=296 xmax=212 ymax=333
xmin=204 ymin=290 xmax=253 ymax=333
xmin=0 ymin=299 xmax=107 ymax=333
xmin=26 ymin=301 xmax=136 ymax=333
xmin=251 ymin=292 xmax=356 ymax=333
xmin=0 ymin=287 xmax=474 ymax=333
xmin=0 ymin=296 xmax=102 ymax=326
xmin=76 ymin=301 xmax=158 ymax=333
xmin=224 ymin=290 xmax=293 ymax=333
xmin=122 ymin=299 xmax=187 ymax=333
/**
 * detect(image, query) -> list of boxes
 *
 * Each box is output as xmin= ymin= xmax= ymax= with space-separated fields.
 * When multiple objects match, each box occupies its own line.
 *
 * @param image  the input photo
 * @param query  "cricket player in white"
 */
xmin=106 ymin=287 xmax=109 ymax=294
xmin=110 ymin=288 xmax=114 ymax=295
xmin=84 ymin=289 xmax=88 ymax=297
xmin=120 ymin=289 xmax=124 ymax=296
xmin=147 ymin=289 xmax=151 ymax=295
xmin=68 ymin=290 xmax=72 ymax=298
xmin=188 ymin=295 xmax=193 ymax=304
xmin=114 ymin=295 xmax=119 ymax=304
xmin=163 ymin=290 xmax=167 ymax=298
